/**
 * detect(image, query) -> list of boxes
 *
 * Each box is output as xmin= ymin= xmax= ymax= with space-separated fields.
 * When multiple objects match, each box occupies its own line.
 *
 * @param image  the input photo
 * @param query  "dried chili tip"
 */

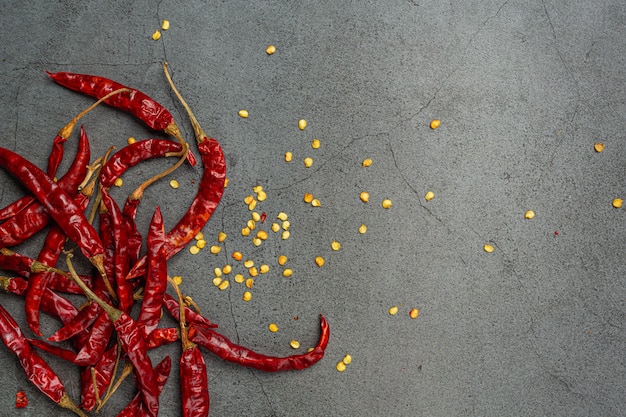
xmin=15 ymin=390 xmax=28 ymax=408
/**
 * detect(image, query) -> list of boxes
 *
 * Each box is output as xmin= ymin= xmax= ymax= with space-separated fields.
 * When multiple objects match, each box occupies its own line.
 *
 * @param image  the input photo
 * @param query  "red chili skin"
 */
xmin=0 ymin=147 xmax=104 ymax=268
xmin=0 ymin=248 xmax=38 ymax=277
xmin=162 ymin=292 xmax=218 ymax=329
xmin=28 ymin=338 xmax=78 ymax=363
xmin=146 ymin=327 xmax=179 ymax=350
xmin=80 ymin=344 xmax=117 ymax=412
xmin=0 ymin=194 xmax=36 ymax=222
xmin=116 ymin=355 xmax=172 ymax=417
xmin=74 ymin=310 xmax=115 ymax=366
xmin=189 ymin=315 xmax=330 ymax=372
xmin=127 ymin=138 xmax=226 ymax=279
xmin=137 ymin=207 xmax=167 ymax=337
xmin=122 ymin=197 xmax=143 ymax=265
xmin=46 ymin=71 xmax=196 ymax=166
xmin=180 ymin=345 xmax=209 ymax=417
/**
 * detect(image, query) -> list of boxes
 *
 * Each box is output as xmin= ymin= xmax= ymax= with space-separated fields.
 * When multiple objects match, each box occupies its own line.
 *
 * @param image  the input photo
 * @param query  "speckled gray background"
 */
xmin=0 ymin=1 xmax=624 ymax=416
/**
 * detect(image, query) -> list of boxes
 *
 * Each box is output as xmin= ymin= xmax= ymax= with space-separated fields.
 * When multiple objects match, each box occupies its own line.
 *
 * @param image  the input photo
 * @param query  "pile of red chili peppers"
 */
xmin=0 ymin=64 xmax=329 ymax=416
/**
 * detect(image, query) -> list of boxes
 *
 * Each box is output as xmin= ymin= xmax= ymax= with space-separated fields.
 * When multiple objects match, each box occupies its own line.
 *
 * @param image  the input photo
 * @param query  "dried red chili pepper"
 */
xmin=116 ymin=355 xmax=172 ymax=417
xmin=74 ymin=310 xmax=115 ymax=366
xmin=28 ymin=338 xmax=79 ymax=363
xmin=80 ymin=344 xmax=117 ymax=412
xmin=0 ymin=304 xmax=86 ymax=416
xmin=146 ymin=327 xmax=179 ymax=350
xmin=189 ymin=315 xmax=330 ymax=372
xmin=162 ymin=292 xmax=218 ymax=329
xmin=46 ymin=70 xmax=196 ymax=165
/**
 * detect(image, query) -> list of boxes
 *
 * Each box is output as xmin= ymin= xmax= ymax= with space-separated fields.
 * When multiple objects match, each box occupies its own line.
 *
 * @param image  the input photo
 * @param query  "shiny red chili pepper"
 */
xmin=162 ymin=292 xmax=218 ymax=329
xmin=146 ymin=327 xmax=180 ymax=350
xmin=116 ymin=355 xmax=172 ymax=417
xmin=80 ymin=344 xmax=117 ymax=412
xmin=46 ymin=70 xmax=196 ymax=166
xmin=189 ymin=315 xmax=330 ymax=372
xmin=74 ymin=310 xmax=115 ymax=366
xmin=0 ymin=304 xmax=86 ymax=416
xmin=28 ymin=338 xmax=79 ymax=363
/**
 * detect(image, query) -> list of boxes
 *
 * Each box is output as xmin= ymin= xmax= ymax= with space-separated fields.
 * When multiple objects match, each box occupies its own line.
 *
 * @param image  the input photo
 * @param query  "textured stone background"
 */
xmin=0 ymin=1 xmax=624 ymax=416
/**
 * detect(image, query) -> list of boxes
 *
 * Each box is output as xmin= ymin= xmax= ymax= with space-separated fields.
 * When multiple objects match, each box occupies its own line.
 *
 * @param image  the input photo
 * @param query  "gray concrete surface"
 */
xmin=0 ymin=0 xmax=624 ymax=416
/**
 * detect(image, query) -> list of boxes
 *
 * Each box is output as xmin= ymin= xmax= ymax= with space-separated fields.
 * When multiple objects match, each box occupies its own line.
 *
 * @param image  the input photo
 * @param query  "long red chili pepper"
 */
xmin=80 ymin=344 xmax=118 ymax=412
xmin=46 ymin=70 xmax=196 ymax=166
xmin=0 ymin=304 xmax=86 ymax=416
xmin=189 ymin=315 xmax=330 ymax=372
xmin=162 ymin=292 xmax=218 ymax=329
xmin=74 ymin=310 xmax=115 ymax=366
xmin=116 ymin=355 xmax=172 ymax=417
xmin=126 ymin=63 xmax=226 ymax=280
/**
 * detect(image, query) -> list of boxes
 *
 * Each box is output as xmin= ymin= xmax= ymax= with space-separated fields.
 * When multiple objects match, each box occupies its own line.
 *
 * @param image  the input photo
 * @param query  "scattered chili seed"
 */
xmin=304 ymin=193 xmax=313 ymax=203
xmin=362 ymin=158 xmax=372 ymax=167
xmin=524 ymin=210 xmax=535 ymax=219
xmin=298 ymin=119 xmax=307 ymax=130
xmin=260 ymin=264 xmax=269 ymax=274
xmin=238 ymin=110 xmax=249 ymax=118
xmin=222 ymin=265 xmax=232 ymax=275
xmin=290 ymin=340 xmax=300 ymax=349
xmin=172 ymin=275 xmax=183 ymax=286
xmin=336 ymin=361 xmax=346 ymax=372
xmin=189 ymin=245 xmax=200 ymax=255
xmin=266 ymin=45 xmax=276 ymax=55
xmin=278 ymin=255 xmax=288 ymax=266
xmin=360 ymin=192 xmax=370 ymax=203
xmin=232 ymin=251 xmax=243 ymax=261
xmin=257 ymin=230 xmax=269 ymax=240
xmin=257 ymin=190 xmax=267 ymax=201
xmin=268 ymin=323 xmax=279 ymax=332
xmin=151 ymin=30 xmax=161 ymax=40
xmin=161 ymin=19 xmax=170 ymax=30
xmin=127 ymin=137 xmax=136 ymax=144
xmin=114 ymin=177 xmax=123 ymax=187
xmin=484 ymin=244 xmax=494 ymax=253
xmin=359 ymin=224 xmax=367 ymax=234
xmin=252 ymin=238 xmax=262 ymax=247
xmin=248 ymin=200 xmax=257 ymax=210
xmin=245 ymin=278 xmax=254 ymax=288
xmin=311 ymin=139 xmax=321 ymax=149
xmin=271 ymin=222 xmax=281 ymax=233
xmin=382 ymin=199 xmax=392 ymax=209
xmin=212 ymin=277 xmax=223 ymax=287
xmin=243 ymin=291 xmax=252 ymax=301
xmin=430 ymin=119 xmax=441 ymax=129
xmin=210 ymin=245 xmax=222 ymax=254
xmin=244 ymin=260 xmax=254 ymax=268
xmin=277 ymin=212 xmax=288 ymax=221
xmin=234 ymin=274 xmax=245 ymax=283
xmin=331 ymin=240 xmax=341 ymax=251
xmin=282 ymin=231 xmax=290 ymax=240
xmin=389 ymin=306 xmax=399 ymax=315
xmin=253 ymin=185 xmax=263 ymax=193
xmin=251 ymin=212 xmax=261 ymax=222
xmin=315 ymin=256 xmax=325 ymax=267
xmin=304 ymin=157 xmax=313 ymax=168
xmin=285 ymin=152 xmax=293 ymax=162
xmin=244 ymin=195 xmax=255 ymax=205
xmin=195 ymin=232 xmax=204 ymax=240
xmin=282 ymin=221 xmax=291 ymax=230
xmin=196 ymin=239 xmax=206 ymax=249
xmin=594 ymin=142 xmax=605 ymax=152
xmin=612 ymin=198 xmax=622 ymax=208
xmin=425 ymin=191 xmax=435 ymax=201
xmin=218 ymin=232 xmax=227 ymax=242
xmin=249 ymin=267 xmax=259 ymax=277
xmin=342 ymin=354 xmax=352 ymax=365
xmin=218 ymin=280 xmax=230 ymax=291
xmin=224 ymin=178 xmax=230 ymax=187
xmin=283 ymin=268 xmax=293 ymax=277
xmin=169 ymin=179 xmax=179 ymax=189
xmin=214 ymin=267 xmax=223 ymax=278
xmin=247 ymin=219 xmax=256 ymax=230
xmin=311 ymin=199 xmax=321 ymax=207
xmin=241 ymin=227 xmax=251 ymax=236
xmin=409 ymin=308 xmax=419 ymax=319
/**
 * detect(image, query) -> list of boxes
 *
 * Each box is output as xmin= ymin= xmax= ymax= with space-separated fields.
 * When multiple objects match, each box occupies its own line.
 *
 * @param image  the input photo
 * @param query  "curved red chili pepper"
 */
xmin=28 ymin=338 xmax=79 ymax=363
xmin=74 ymin=310 xmax=115 ymax=366
xmin=180 ymin=345 xmax=209 ymax=417
xmin=162 ymin=292 xmax=218 ymax=329
xmin=189 ymin=315 xmax=330 ymax=372
xmin=116 ymin=355 xmax=172 ymax=417
xmin=80 ymin=344 xmax=117 ymax=412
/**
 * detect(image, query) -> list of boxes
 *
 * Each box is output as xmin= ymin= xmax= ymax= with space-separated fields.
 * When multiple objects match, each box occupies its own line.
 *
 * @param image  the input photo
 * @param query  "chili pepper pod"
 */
xmin=116 ymin=355 xmax=172 ymax=417
xmin=74 ymin=310 xmax=115 ymax=366
xmin=80 ymin=344 xmax=118 ymax=412
xmin=0 ymin=305 xmax=86 ymax=417
xmin=162 ymin=292 xmax=218 ymax=329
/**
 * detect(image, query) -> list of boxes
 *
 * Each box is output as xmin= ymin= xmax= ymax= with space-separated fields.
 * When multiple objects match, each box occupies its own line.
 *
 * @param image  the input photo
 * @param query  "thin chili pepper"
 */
xmin=0 ymin=147 xmax=116 ymax=299
xmin=74 ymin=310 xmax=115 ymax=366
xmin=46 ymin=70 xmax=196 ymax=166
xmin=189 ymin=315 xmax=330 ymax=372
xmin=162 ymin=292 xmax=218 ymax=329
xmin=126 ymin=63 xmax=226 ymax=280
xmin=0 ymin=304 xmax=86 ymax=417
xmin=80 ymin=344 xmax=117 ymax=412
xmin=63 ymin=254 xmax=160 ymax=417
xmin=0 ymin=248 xmax=43 ymax=278
xmin=28 ymin=338 xmax=79 ymax=363
xmin=137 ymin=207 xmax=167 ymax=337
xmin=116 ymin=355 xmax=172 ymax=417
xmin=0 ymin=195 xmax=35 ymax=222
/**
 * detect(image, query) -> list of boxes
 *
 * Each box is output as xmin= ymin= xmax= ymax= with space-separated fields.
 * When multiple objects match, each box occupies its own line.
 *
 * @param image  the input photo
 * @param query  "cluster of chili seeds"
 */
xmin=0 ymin=64 xmax=329 ymax=416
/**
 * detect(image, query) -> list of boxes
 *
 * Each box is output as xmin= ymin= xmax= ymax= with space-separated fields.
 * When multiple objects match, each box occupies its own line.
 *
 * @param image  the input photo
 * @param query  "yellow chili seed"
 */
xmin=247 ymin=219 xmax=256 ymax=230
xmin=613 ymin=198 xmax=623 ymax=208
xmin=382 ymin=199 xmax=392 ymax=209
xmin=195 ymin=232 xmax=204 ymax=240
xmin=315 ymin=256 xmax=325 ymax=267
xmin=257 ymin=190 xmax=267 ymax=201
xmin=282 ymin=268 xmax=293 ymax=277
xmin=594 ymin=142 xmax=605 ymax=153
xmin=210 ymin=245 xmax=222 ymax=254
xmin=311 ymin=199 xmax=321 ymax=207
xmin=218 ymin=280 xmax=230 ymax=290
xmin=244 ymin=195 xmax=255 ymax=205
xmin=224 ymin=178 xmax=229 ymax=187
xmin=257 ymin=230 xmax=269 ymax=240
xmin=285 ymin=151 xmax=293 ymax=162
xmin=214 ymin=267 xmax=222 ymax=278
xmin=389 ymin=306 xmax=399 ymax=315
xmin=282 ymin=221 xmax=290 ymax=230
xmin=358 ymin=224 xmax=367 ymax=234
xmin=362 ymin=158 xmax=372 ymax=167
xmin=331 ymin=240 xmax=341 ymax=251
xmin=360 ymin=192 xmax=370 ymax=203
xmin=248 ymin=200 xmax=257 ymax=211
xmin=311 ymin=139 xmax=321 ymax=149
xmin=259 ymin=264 xmax=269 ymax=274
xmin=114 ymin=177 xmax=123 ymax=187
xmin=252 ymin=238 xmax=262 ymax=247
xmin=268 ymin=323 xmax=279 ymax=333
xmin=127 ymin=137 xmax=136 ymax=145
xmin=524 ymin=210 xmax=535 ymax=219
xmin=409 ymin=308 xmax=419 ymax=319
xmin=253 ymin=185 xmax=263 ymax=193
xmin=238 ymin=110 xmax=249 ymax=118
xmin=277 ymin=212 xmax=288 ymax=221
xmin=172 ymin=275 xmax=183 ymax=286
xmin=249 ymin=267 xmax=259 ymax=277
xmin=303 ymin=193 xmax=313 ymax=203
xmin=425 ymin=191 xmax=435 ymax=201
xmin=234 ymin=274 xmax=245 ymax=283
xmin=336 ymin=361 xmax=346 ymax=372
xmin=342 ymin=354 xmax=352 ymax=365
xmin=243 ymin=291 xmax=252 ymax=301
xmin=212 ymin=277 xmax=223 ymax=287
xmin=245 ymin=278 xmax=254 ymax=288
xmin=232 ymin=251 xmax=243 ymax=261
xmin=271 ymin=222 xmax=281 ymax=233
xmin=298 ymin=119 xmax=307 ymax=130
xmin=290 ymin=339 xmax=300 ymax=349
xmin=281 ymin=231 xmax=290 ymax=240
xmin=161 ymin=19 xmax=170 ymax=30
xmin=218 ymin=232 xmax=227 ymax=242
xmin=484 ymin=244 xmax=494 ymax=253
xmin=169 ymin=179 xmax=179 ymax=189
xmin=189 ymin=245 xmax=200 ymax=255
xmin=277 ymin=255 xmax=288 ymax=266
xmin=304 ymin=157 xmax=313 ymax=168
xmin=241 ymin=227 xmax=251 ymax=236
xmin=196 ymin=239 xmax=206 ymax=249
xmin=223 ymin=264 xmax=233 ymax=275
xmin=151 ymin=30 xmax=161 ymax=40
xmin=430 ymin=119 xmax=441 ymax=129
xmin=266 ymin=45 xmax=276 ymax=55
xmin=244 ymin=260 xmax=254 ymax=268
xmin=251 ymin=212 xmax=261 ymax=222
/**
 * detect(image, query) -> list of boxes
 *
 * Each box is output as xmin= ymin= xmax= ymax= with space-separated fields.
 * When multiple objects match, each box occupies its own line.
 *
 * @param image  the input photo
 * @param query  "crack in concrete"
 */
xmin=250 ymin=370 xmax=278 ymax=416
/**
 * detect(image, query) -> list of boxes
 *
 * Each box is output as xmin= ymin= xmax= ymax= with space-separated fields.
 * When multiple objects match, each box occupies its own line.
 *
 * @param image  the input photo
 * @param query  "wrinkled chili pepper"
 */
xmin=80 ymin=344 xmax=117 ymax=412
xmin=126 ymin=63 xmax=226 ymax=280
xmin=0 ymin=304 xmax=86 ymax=416
xmin=74 ymin=310 xmax=115 ymax=366
xmin=146 ymin=327 xmax=180 ymax=350
xmin=28 ymin=338 xmax=79 ymax=363
xmin=46 ymin=70 xmax=196 ymax=165
xmin=189 ymin=315 xmax=330 ymax=372
xmin=116 ymin=355 xmax=172 ymax=417
xmin=162 ymin=292 xmax=218 ymax=329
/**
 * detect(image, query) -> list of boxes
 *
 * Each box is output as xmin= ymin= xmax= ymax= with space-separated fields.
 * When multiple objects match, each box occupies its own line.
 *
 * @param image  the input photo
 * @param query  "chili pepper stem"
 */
xmin=96 ymin=361 xmax=133 ymax=412
xmin=77 ymin=156 xmax=104 ymax=191
xmin=58 ymin=392 xmax=88 ymax=417
xmin=167 ymin=276 xmax=194 ymax=350
xmin=90 ymin=254 xmax=118 ymax=302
